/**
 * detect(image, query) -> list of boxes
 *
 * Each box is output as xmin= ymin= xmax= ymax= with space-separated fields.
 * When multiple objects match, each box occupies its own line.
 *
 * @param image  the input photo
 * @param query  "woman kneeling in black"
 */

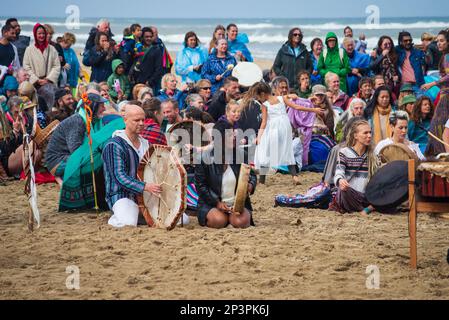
xmin=195 ymin=121 xmax=256 ymax=229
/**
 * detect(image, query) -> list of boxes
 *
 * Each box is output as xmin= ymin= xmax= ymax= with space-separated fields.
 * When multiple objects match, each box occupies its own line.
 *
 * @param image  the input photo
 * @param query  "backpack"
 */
xmin=82 ymin=49 xmax=91 ymax=67
xmin=322 ymin=48 xmax=345 ymax=64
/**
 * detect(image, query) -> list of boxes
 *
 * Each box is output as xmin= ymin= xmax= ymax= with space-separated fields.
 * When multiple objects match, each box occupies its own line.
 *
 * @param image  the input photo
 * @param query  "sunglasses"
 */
xmin=201 ymin=87 xmax=212 ymax=90
xmin=293 ymin=33 xmax=303 ymax=37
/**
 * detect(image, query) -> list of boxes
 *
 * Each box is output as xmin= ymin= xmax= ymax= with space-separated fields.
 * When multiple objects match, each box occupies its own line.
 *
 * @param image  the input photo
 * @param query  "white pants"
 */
xmin=108 ymin=198 xmax=191 ymax=228
xmin=109 ymin=198 xmax=139 ymax=228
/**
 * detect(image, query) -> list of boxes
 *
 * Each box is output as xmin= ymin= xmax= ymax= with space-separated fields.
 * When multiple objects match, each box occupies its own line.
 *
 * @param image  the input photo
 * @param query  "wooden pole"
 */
xmin=408 ymin=159 xmax=418 ymax=269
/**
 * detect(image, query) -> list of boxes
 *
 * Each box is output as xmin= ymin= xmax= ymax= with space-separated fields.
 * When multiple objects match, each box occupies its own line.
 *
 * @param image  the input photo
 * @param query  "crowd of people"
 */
xmin=1 ymin=17 xmax=449 ymax=229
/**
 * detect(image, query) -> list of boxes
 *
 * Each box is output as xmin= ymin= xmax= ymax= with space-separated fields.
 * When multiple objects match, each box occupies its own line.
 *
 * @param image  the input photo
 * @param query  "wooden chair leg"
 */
xmin=408 ymin=159 xmax=418 ymax=269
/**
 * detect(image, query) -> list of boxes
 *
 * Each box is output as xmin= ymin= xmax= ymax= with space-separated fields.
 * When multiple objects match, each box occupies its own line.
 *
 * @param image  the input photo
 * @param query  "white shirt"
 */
xmin=374 ymin=138 xmax=426 ymax=161
xmin=221 ymin=166 xmax=237 ymax=207
xmin=113 ymin=130 xmax=149 ymax=160
xmin=445 ymin=119 xmax=449 ymax=129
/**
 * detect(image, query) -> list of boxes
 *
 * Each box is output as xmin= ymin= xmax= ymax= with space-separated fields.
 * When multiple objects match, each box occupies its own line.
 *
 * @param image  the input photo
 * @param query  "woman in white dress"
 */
xmin=248 ymin=82 xmax=310 ymax=185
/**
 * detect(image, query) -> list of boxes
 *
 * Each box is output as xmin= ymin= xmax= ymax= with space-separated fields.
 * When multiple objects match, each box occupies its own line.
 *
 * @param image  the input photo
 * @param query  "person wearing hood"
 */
xmin=273 ymin=28 xmax=313 ymax=90
xmin=107 ymin=59 xmax=131 ymax=103
xmin=0 ymin=75 xmax=18 ymax=99
xmin=318 ymin=32 xmax=351 ymax=93
xmin=175 ymin=31 xmax=209 ymax=85
xmin=23 ymin=23 xmax=60 ymax=108
xmin=226 ymin=24 xmax=253 ymax=62
xmin=342 ymin=37 xmax=371 ymax=97
xmin=45 ymin=93 xmax=108 ymax=184
xmin=201 ymin=38 xmax=237 ymax=95
xmin=102 ymin=104 xmax=163 ymax=228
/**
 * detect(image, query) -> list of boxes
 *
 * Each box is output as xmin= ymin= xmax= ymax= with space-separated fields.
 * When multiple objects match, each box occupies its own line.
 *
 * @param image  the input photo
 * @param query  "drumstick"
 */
xmin=418 ymin=124 xmax=449 ymax=149
xmin=219 ymin=64 xmax=235 ymax=78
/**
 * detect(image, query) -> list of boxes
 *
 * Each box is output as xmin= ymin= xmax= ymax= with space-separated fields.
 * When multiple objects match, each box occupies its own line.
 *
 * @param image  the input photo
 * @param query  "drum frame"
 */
xmin=136 ymin=145 xmax=187 ymax=230
xmin=408 ymin=159 xmax=449 ymax=269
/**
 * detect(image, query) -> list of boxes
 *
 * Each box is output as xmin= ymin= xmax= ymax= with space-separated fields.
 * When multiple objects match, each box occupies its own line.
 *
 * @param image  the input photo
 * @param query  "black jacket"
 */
xmin=273 ymin=42 xmax=313 ymax=90
xmin=84 ymin=27 xmax=115 ymax=53
xmin=136 ymin=45 xmax=164 ymax=90
xmin=207 ymin=91 xmax=227 ymax=122
xmin=195 ymin=160 xmax=257 ymax=212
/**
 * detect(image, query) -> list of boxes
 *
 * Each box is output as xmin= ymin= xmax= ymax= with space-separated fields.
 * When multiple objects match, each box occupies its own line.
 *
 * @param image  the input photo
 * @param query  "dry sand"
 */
xmin=1 ymin=171 xmax=449 ymax=300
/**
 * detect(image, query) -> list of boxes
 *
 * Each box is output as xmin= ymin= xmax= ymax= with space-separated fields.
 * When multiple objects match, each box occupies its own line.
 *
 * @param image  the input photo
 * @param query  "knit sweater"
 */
xmin=334 ymin=147 xmax=369 ymax=193
xmin=45 ymin=114 xmax=86 ymax=171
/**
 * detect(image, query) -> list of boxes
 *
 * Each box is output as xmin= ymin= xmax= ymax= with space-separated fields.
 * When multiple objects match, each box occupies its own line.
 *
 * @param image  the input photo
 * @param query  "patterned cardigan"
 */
xmin=102 ymin=136 xmax=146 ymax=209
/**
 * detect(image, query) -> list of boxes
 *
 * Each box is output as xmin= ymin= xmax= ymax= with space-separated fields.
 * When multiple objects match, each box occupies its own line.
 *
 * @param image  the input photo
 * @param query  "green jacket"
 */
xmin=317 ymin=32 xmax=351 ymax=93
xmin=107 ymin=59 xmax=131 ymax=101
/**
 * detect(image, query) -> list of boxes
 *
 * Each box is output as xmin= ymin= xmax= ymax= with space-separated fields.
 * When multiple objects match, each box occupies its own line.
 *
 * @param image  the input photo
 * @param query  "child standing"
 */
xmin=107 ymin=59 xmax=131 ymax=103
xmin=120 ymin=24 xmax=144 ymax=73
xmin=217 ymin=100 xmax=242 ymax=129
xmin=250 ymin=82 xmax=307 ymax=185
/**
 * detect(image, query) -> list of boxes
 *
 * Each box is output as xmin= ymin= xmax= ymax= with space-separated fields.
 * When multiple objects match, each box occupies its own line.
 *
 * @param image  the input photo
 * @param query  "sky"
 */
xmin=3 ymin=0 xmax=449 ymax=19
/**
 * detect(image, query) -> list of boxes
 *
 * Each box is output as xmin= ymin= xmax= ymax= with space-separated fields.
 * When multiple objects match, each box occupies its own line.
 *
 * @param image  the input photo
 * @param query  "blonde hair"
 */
xmin=342 ymin=37 xmax=355 ymax=46
xmin=161 ymin=73 xmax=177 ymax=90
xmin=75 ymin=82 xmax=87 ymax=101
xmin=325 ymin=72 xmax=339 ymax=88
xmin=421 ymin=32 xmax=436 ymax=42
xmin=132 ymin=83 xmax=148 ymax=100
xmin=62 ymin=32 xmax=76 ymax=45
xmin=226 ymin=100 xmax=241 ymax=113
xmin=345 ymin=119 xmax=377 ymax=177
xmin=43 ymin=24 xmax=54 ymax=35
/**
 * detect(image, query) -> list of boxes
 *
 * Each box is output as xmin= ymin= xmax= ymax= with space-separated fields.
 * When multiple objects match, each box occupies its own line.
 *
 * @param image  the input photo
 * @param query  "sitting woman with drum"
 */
xmin=374 ymin=111 xmax=426 ymax=162
xmin=330 ymin=119 xmax=376 ymax=215
xmin=195 ymin=121 xmax=257 ymax=229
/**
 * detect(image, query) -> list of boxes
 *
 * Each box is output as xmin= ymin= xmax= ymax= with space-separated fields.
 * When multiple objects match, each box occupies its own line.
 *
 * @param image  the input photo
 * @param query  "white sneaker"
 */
xmin=177 ymin=213 xmax=190 ymax=226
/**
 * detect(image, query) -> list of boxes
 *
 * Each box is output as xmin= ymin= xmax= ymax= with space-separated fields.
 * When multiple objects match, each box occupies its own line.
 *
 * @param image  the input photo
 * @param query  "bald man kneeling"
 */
xmin=102 ymin=104 xmax=162 ymax=228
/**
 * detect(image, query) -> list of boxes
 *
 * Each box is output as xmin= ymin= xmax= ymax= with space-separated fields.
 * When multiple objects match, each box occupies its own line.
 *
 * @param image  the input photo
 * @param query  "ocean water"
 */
xmin=1 ymin=16 xmax=448 ymax=61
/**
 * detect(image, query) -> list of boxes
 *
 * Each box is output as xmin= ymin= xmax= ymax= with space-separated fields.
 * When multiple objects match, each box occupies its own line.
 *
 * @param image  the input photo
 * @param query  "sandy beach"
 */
xmin=1 ymin=170 xmax=449 ymax=300
xmin=1 ymin=50 xmax=449 ymax=300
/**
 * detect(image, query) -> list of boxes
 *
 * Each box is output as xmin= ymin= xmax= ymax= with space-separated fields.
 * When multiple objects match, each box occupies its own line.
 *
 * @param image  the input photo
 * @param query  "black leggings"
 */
xmin=259 ymin=165 xmax=298 ymax=184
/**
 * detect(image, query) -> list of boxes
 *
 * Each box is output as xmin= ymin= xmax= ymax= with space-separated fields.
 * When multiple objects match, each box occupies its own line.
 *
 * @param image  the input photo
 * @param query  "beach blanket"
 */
xmin=275 ymin=182 xmax=332 ymax=209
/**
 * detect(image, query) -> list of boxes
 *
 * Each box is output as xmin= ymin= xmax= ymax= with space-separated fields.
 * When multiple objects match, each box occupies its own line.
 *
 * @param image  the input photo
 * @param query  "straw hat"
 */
xmin=20 ymin=96 xmax=38 ymax=110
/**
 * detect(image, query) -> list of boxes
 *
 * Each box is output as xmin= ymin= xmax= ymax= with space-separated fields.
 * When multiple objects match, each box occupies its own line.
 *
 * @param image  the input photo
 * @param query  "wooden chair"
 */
xmin=408 ymin=159 xmax=449 ymax=269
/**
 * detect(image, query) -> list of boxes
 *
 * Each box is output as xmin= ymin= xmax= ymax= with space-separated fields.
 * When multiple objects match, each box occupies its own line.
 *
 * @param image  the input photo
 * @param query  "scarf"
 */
xmin=373 ymin=105 xmax=392 ymax=145
xmin=33 ymin=23 xmax=49 ymax=54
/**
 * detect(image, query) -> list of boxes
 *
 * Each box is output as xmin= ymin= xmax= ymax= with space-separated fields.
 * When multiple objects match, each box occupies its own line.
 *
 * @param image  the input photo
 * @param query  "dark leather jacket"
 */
xmin=195 ymin=161 xmax=257 ymax=211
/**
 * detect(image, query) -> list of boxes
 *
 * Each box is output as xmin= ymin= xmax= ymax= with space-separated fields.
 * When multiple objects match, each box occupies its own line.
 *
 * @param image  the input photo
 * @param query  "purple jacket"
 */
xmin=287 ymin=98 xmax=316 ymax=129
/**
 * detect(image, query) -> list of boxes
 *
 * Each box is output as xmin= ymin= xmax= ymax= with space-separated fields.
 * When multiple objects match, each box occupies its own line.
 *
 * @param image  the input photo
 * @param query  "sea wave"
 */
xmin=237 ymin=23 xmax=282 ymax=30
xmin=0 ymin=19 xmax=94 ymax=28
xmin=299 ymin=21 xmax=449 ymax=30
